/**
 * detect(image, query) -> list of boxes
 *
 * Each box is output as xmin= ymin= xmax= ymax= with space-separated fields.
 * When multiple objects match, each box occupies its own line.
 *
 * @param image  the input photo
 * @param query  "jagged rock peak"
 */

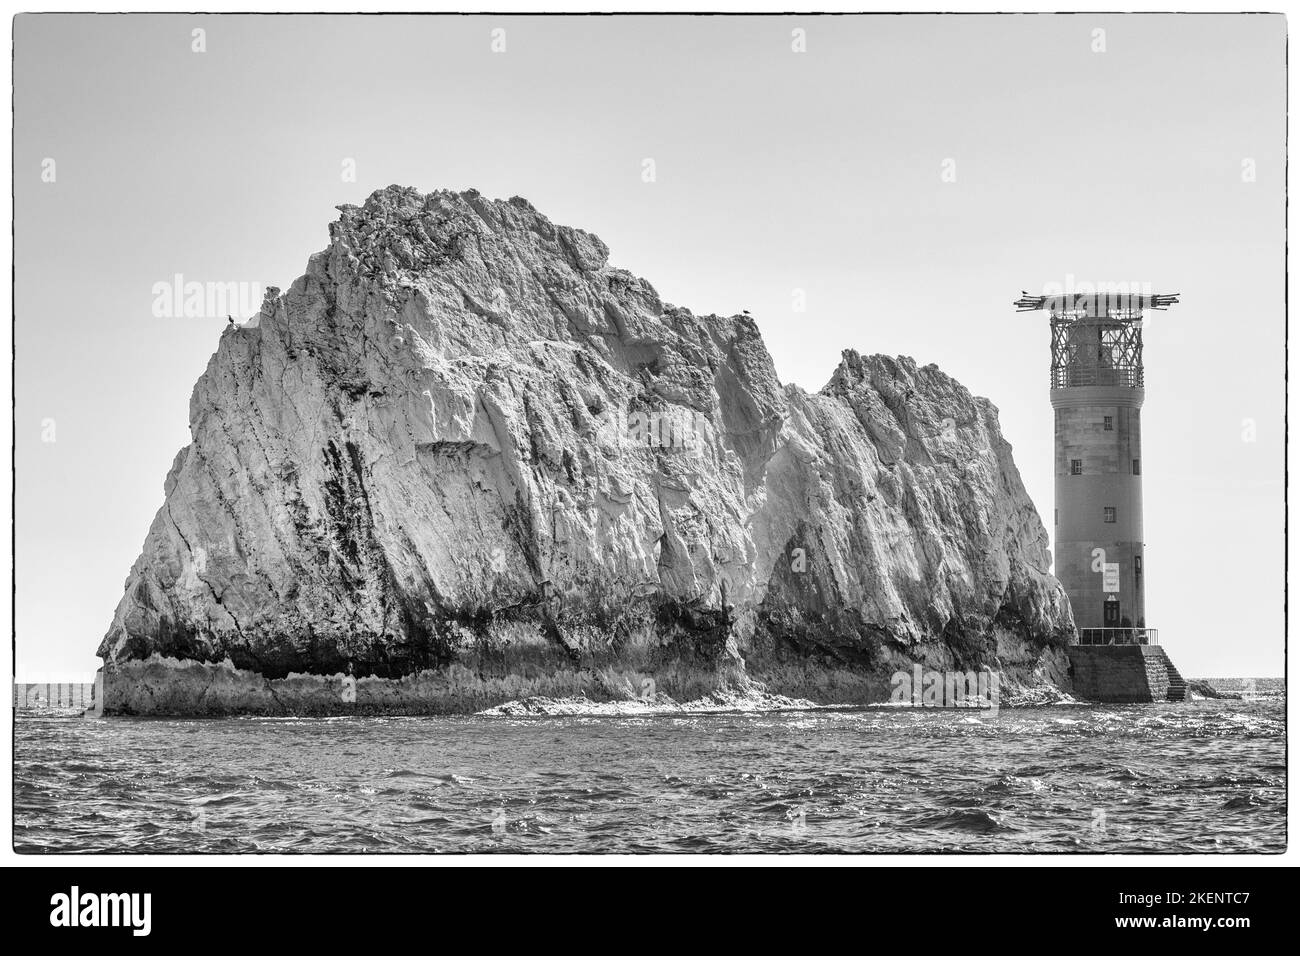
xmin=326 ymin=184 xmax=611 ymax=284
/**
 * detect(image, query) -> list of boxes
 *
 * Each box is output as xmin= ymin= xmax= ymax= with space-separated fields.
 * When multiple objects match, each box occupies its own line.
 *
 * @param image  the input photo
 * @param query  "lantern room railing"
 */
xmin=1051 ymin=365 xmax=1144 ymax=388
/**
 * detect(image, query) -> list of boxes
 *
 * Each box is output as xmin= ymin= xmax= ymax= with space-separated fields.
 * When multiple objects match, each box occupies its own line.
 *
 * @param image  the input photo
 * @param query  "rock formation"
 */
xmin=100 ymin=186 xmax=1073 ymax=714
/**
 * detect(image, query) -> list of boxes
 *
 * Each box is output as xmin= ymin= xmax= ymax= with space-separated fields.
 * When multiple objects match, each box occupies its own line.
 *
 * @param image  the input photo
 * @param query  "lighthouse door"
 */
xmin=1103 ymin=599 xmax=1120 ymax=628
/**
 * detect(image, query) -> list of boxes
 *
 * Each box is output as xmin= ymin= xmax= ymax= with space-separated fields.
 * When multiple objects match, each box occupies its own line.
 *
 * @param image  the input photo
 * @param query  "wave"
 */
xmin=914 ymin=808 xmax=1019 ymax=834
xmin=476 ymin=688 xmax=821 ymax=717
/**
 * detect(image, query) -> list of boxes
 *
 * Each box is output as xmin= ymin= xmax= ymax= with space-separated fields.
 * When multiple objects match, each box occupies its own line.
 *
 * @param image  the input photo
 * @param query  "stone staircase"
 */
xmin=1162 ymin=654 xmax=1190 ymax=702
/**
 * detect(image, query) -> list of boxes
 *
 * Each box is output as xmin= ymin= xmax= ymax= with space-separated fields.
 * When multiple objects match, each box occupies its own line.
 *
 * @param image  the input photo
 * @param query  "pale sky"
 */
xmin=14 ymin=14 xmax=1285 ymax=678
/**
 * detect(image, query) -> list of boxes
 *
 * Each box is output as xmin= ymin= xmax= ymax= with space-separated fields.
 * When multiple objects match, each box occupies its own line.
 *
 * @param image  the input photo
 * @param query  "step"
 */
xmin=1162 ymin=654 xmax=1190 ymax=702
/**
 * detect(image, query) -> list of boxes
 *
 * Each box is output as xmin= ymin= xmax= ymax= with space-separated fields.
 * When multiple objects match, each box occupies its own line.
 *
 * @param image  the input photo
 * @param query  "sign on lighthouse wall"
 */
xmin=1102 ymin=563 xmax=1120 ymax=593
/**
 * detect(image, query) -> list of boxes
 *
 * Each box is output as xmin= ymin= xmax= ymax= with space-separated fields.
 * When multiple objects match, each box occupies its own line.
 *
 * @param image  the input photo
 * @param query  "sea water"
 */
xmin=13 ymin=695 xmax=1284 ymax=853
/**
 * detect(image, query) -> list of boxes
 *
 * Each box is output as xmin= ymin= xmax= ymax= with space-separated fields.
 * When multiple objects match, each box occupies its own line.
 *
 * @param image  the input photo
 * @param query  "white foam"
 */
xmin=477 ymin=688 xmax=819 ymax=717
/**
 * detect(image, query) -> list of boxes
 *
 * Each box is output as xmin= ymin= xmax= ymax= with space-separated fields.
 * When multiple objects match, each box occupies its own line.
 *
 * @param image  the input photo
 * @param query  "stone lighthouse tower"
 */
xmin=1015 ymin=290 xmax=1189 ymax=702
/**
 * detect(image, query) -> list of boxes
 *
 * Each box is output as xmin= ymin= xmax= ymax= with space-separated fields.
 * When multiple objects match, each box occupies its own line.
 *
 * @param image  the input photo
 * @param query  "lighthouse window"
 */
xmin=1103 ymin=507 xmax=1116 ymax=523
xmin=1132 ymin=458 xmax=1141 ymax=475
xmin=1070 ymin=459 xmax=1082 ymax=475
xmin=1103 ymin=416 xmax=1113 ymax=430
xmin=1135 ymin=556 xmax=1142 ymax=577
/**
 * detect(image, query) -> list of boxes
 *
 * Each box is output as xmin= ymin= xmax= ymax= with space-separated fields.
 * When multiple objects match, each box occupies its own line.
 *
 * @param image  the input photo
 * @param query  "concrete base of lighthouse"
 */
xmin=1067 ymin=644 xmax=1191 ymax=703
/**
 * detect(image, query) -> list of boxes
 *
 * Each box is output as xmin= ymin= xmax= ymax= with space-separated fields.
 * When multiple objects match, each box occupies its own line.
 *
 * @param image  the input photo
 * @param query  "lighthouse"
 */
xmin=1015 ymin=290 xmax=1189 ymax=702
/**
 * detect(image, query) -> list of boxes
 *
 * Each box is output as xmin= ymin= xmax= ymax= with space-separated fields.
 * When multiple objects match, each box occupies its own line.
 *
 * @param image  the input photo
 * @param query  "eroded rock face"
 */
xmin=100 ymin=186 xmax=1072 ymax=714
